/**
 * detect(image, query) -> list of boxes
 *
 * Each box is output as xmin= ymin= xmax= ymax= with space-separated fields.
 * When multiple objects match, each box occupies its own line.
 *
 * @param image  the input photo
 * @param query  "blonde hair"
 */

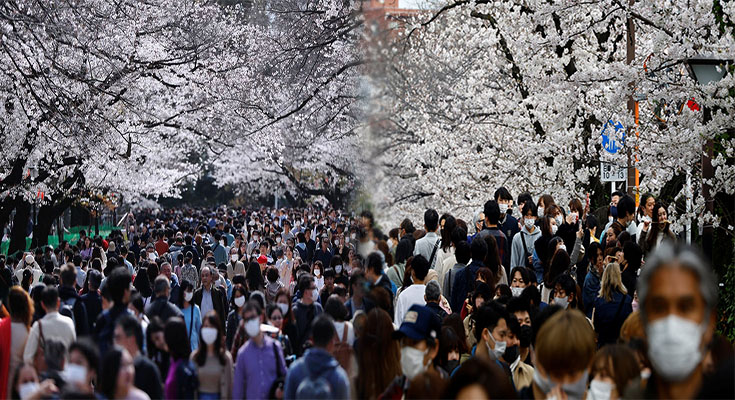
xmin=536 ymin=310 xmax=596 ymax=378
xmin=599 ymin=262 xmax=627 ymax=302
xmin=619 ymin=310 xmax=644 ymax=342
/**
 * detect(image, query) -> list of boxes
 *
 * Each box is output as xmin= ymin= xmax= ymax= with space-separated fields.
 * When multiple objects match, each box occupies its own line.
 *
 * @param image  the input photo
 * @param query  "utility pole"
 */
xmin=702 ymin=107 xmax=714 ymax=260
xmin=626 ymin=0 xmax=640 ymax=206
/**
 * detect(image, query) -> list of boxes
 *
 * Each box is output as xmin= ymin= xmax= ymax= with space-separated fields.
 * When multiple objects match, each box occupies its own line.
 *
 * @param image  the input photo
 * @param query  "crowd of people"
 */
xmin=0 ymin=189 xmax=732 ymax=400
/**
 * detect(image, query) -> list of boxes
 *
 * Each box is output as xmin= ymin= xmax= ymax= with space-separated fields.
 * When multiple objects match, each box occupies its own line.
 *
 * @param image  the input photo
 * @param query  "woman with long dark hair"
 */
xmin=191 ymin=311 xmax=233 ymax=399
xmin=20 ymin=270 xmax=33 ymax=293
xmin=245 ymin=261 xmax=264 ymax=293
xmin=146 ymin=317 xmax=170 ymax=381
xmin=178 ymin=279 xmax=201 ymax=352
xmin=355 ymin=308 xmax=401 ymax=400
xmin=638 ymin=201 xmax=676 ymax=255
xmin=225 ymin=284 xmax=247 ymax=351
xmin=99 ymin=347 xmax=149 ymax=400
xmin=482 ymin=234 xmax=506 ymax=285
xmin=164 ymin=317 xmax=199 ymax=399
xmin=133 ymin=266 xmax=153 ymax=306
xmin=436 ymin=213 xmax=457 ymax=274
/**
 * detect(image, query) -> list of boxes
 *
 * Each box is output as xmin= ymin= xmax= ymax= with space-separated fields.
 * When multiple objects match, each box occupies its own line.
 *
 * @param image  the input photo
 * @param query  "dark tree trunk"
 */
xmin=0 ymin=197 xmax=15 ymax=239
xmin=8 ymin=200 xmax=31 ymax=256
xmin=31 ymin=197 xmax=74 ymax=248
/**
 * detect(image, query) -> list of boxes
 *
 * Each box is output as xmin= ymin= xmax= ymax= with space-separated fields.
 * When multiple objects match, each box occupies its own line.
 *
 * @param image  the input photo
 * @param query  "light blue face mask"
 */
xmin=533 ymin=369 xmax=589 ymax=400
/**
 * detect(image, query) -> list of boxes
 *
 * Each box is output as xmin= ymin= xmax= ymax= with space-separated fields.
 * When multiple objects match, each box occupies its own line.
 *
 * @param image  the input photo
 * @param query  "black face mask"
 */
xmin=519 ymin=325 xmax=533 ymax=348
xmin=445 ymin=359 xmax=460 ymax=374
xmin=503 ymin=345 xmax=519 ymax=363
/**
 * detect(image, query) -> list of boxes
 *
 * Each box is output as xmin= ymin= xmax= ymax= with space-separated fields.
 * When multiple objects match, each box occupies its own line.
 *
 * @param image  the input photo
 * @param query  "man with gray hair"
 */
xmin=423 ymin=280 xmax=447 ymax=321
xmin=627 ymin=241 xmax=731 ymax=399
xmin=40 ymin=339 xmax=68 ymax=389
xmin=144 ymin=275 xmax=183 ymax=323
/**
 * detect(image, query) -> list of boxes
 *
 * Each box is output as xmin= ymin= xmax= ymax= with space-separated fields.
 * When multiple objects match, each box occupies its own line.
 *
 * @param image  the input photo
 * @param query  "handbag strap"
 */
xmin=341 ymin=323 xmax=348 ymax=343
xmin=521 ymin=232 xmax=530 ymax=257
xmin=38 ymin=320 xmax=45 ymax=348
xmin=188 ymin=306 xmax=194 ymax=341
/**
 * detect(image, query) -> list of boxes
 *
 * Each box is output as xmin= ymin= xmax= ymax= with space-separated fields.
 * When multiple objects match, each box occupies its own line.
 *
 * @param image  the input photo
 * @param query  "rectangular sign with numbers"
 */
xmin=600 ymin=162 xmax=627 ymax=182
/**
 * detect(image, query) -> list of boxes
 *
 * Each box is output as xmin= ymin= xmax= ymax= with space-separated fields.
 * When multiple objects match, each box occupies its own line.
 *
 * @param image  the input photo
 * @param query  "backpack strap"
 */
xmin=428 ymin=238 xmax=441 ymax=268
xmin=391 ymin=265 xmax=404 ymax=284
xmin=341 ymin=323 xmax=348 ymax=343
xmin=272 ymin=341 xmax=284 ymax=378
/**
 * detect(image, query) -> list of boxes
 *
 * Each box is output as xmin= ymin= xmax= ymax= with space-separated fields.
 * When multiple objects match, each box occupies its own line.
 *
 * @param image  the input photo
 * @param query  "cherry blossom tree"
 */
xmin=1 ymin=0 xmax=368 ymax=253
xmin=0 ymin=0 xmax=249 ymax=252
xmin=208 ymin=0 xmax=365 ymax=208
xmin=366 ymin=0 xmax=735 ymax=235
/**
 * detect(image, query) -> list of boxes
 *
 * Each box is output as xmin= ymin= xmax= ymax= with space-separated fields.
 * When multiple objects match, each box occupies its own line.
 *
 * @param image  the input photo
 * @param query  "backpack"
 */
xmin=332 ymin=323 xmax=352 ymax=375
xmin=174 ymin=360 xmax=199 ymax=399
xmin=295 ymin=367 xmax=332 ymax=399
xmin=60 ymin=297 xmax=77 ymax=323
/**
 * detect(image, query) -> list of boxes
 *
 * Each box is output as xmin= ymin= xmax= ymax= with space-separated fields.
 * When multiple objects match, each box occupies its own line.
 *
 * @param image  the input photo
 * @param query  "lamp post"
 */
xmin=685 ymin=57 xmax=731 ymax=261
xmin=29 ymin=167 xmax=38 ymax=226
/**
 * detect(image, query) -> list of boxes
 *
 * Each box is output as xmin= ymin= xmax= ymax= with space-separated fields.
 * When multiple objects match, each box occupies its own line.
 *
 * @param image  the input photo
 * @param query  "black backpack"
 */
xmin=60 ymin=297 xmax=77 ymax=323
xmin=174 ymin=360 xmax=199 ymax=399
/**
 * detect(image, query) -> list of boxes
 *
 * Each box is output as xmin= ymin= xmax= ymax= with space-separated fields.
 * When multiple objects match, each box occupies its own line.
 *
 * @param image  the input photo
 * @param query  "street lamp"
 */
xmin=685 ymin=56 xmax=732 ymax=261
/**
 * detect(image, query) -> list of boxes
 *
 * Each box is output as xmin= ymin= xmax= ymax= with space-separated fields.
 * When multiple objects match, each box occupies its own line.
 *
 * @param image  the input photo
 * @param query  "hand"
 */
xmin=565 ymin=214 xmax=575 ymax=225
xmin=642 ymin=218 xmax=651 ymax=231
xmin=576 ymin=225 xmax=584 ymax=239
xmin=32 ymin=380 xmax=59 ymax=400
xmin=548 ymin=384 xmax=567 ymax=400
xmin=527 ymin=255 xmax=533 ymax=265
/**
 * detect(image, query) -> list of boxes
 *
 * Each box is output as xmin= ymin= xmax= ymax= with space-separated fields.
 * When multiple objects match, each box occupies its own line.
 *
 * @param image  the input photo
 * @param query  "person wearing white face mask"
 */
xmin=380 ymin=304 xmax=445 ymax=398
xmin=191 ymin=311 xmax=234 ymax=400
xmin=471 ymin=302 xmax=512 ymax=375
xmin=232 ymin=301 xmax=287 ymax=400
xmin=626 ymin=242 xmax=726 ymax=399
xmin=551 ymin=274 xmax=580 ymax=311
xmin=64 ymin=340 xmax=100 ymax=397
xmin=13 ymin=363 xmax=58 ymax=400
xmin=586 ymin=344 xmax=640 ymax=400
xmin=523 ymin=309 xmax=595 ymax=400
xmin=225 ymin=285 xmax=247 ymax=351
xmin=178 ymin=279 xmax=201 ymax=352
xmin=291 ymin=275 xmax=324 ymax=356
xmin=510 ymin=266 xmax=531 ymax=297
xmin=496 ymin=187 xmax=520 ymax=249
xmin=510 ymin=203 xmax=542 ymax=273
xmin=312 ymin=261 xmax=325 ymax=292
xmin=227 ymin=248 xmax=245 ymax=280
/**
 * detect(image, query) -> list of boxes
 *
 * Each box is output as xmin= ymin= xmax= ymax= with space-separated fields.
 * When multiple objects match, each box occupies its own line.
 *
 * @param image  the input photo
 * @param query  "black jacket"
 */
xmin=193 ymin=285 xmax=228 ymax=329
xmin=292 ymin=300 xmax=323 ymax=356
xmin=95 ymin=304 xmax=132 ymax=357
xmin=145 ymin=297 xmax=184 ymax=323
xmin=58 ymin=285 xmax=89 ymax=337
xmin=80 ymin=290 xmax=102 ymax=333
xmin=134 ymin=354 xmax=163 ymax=399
